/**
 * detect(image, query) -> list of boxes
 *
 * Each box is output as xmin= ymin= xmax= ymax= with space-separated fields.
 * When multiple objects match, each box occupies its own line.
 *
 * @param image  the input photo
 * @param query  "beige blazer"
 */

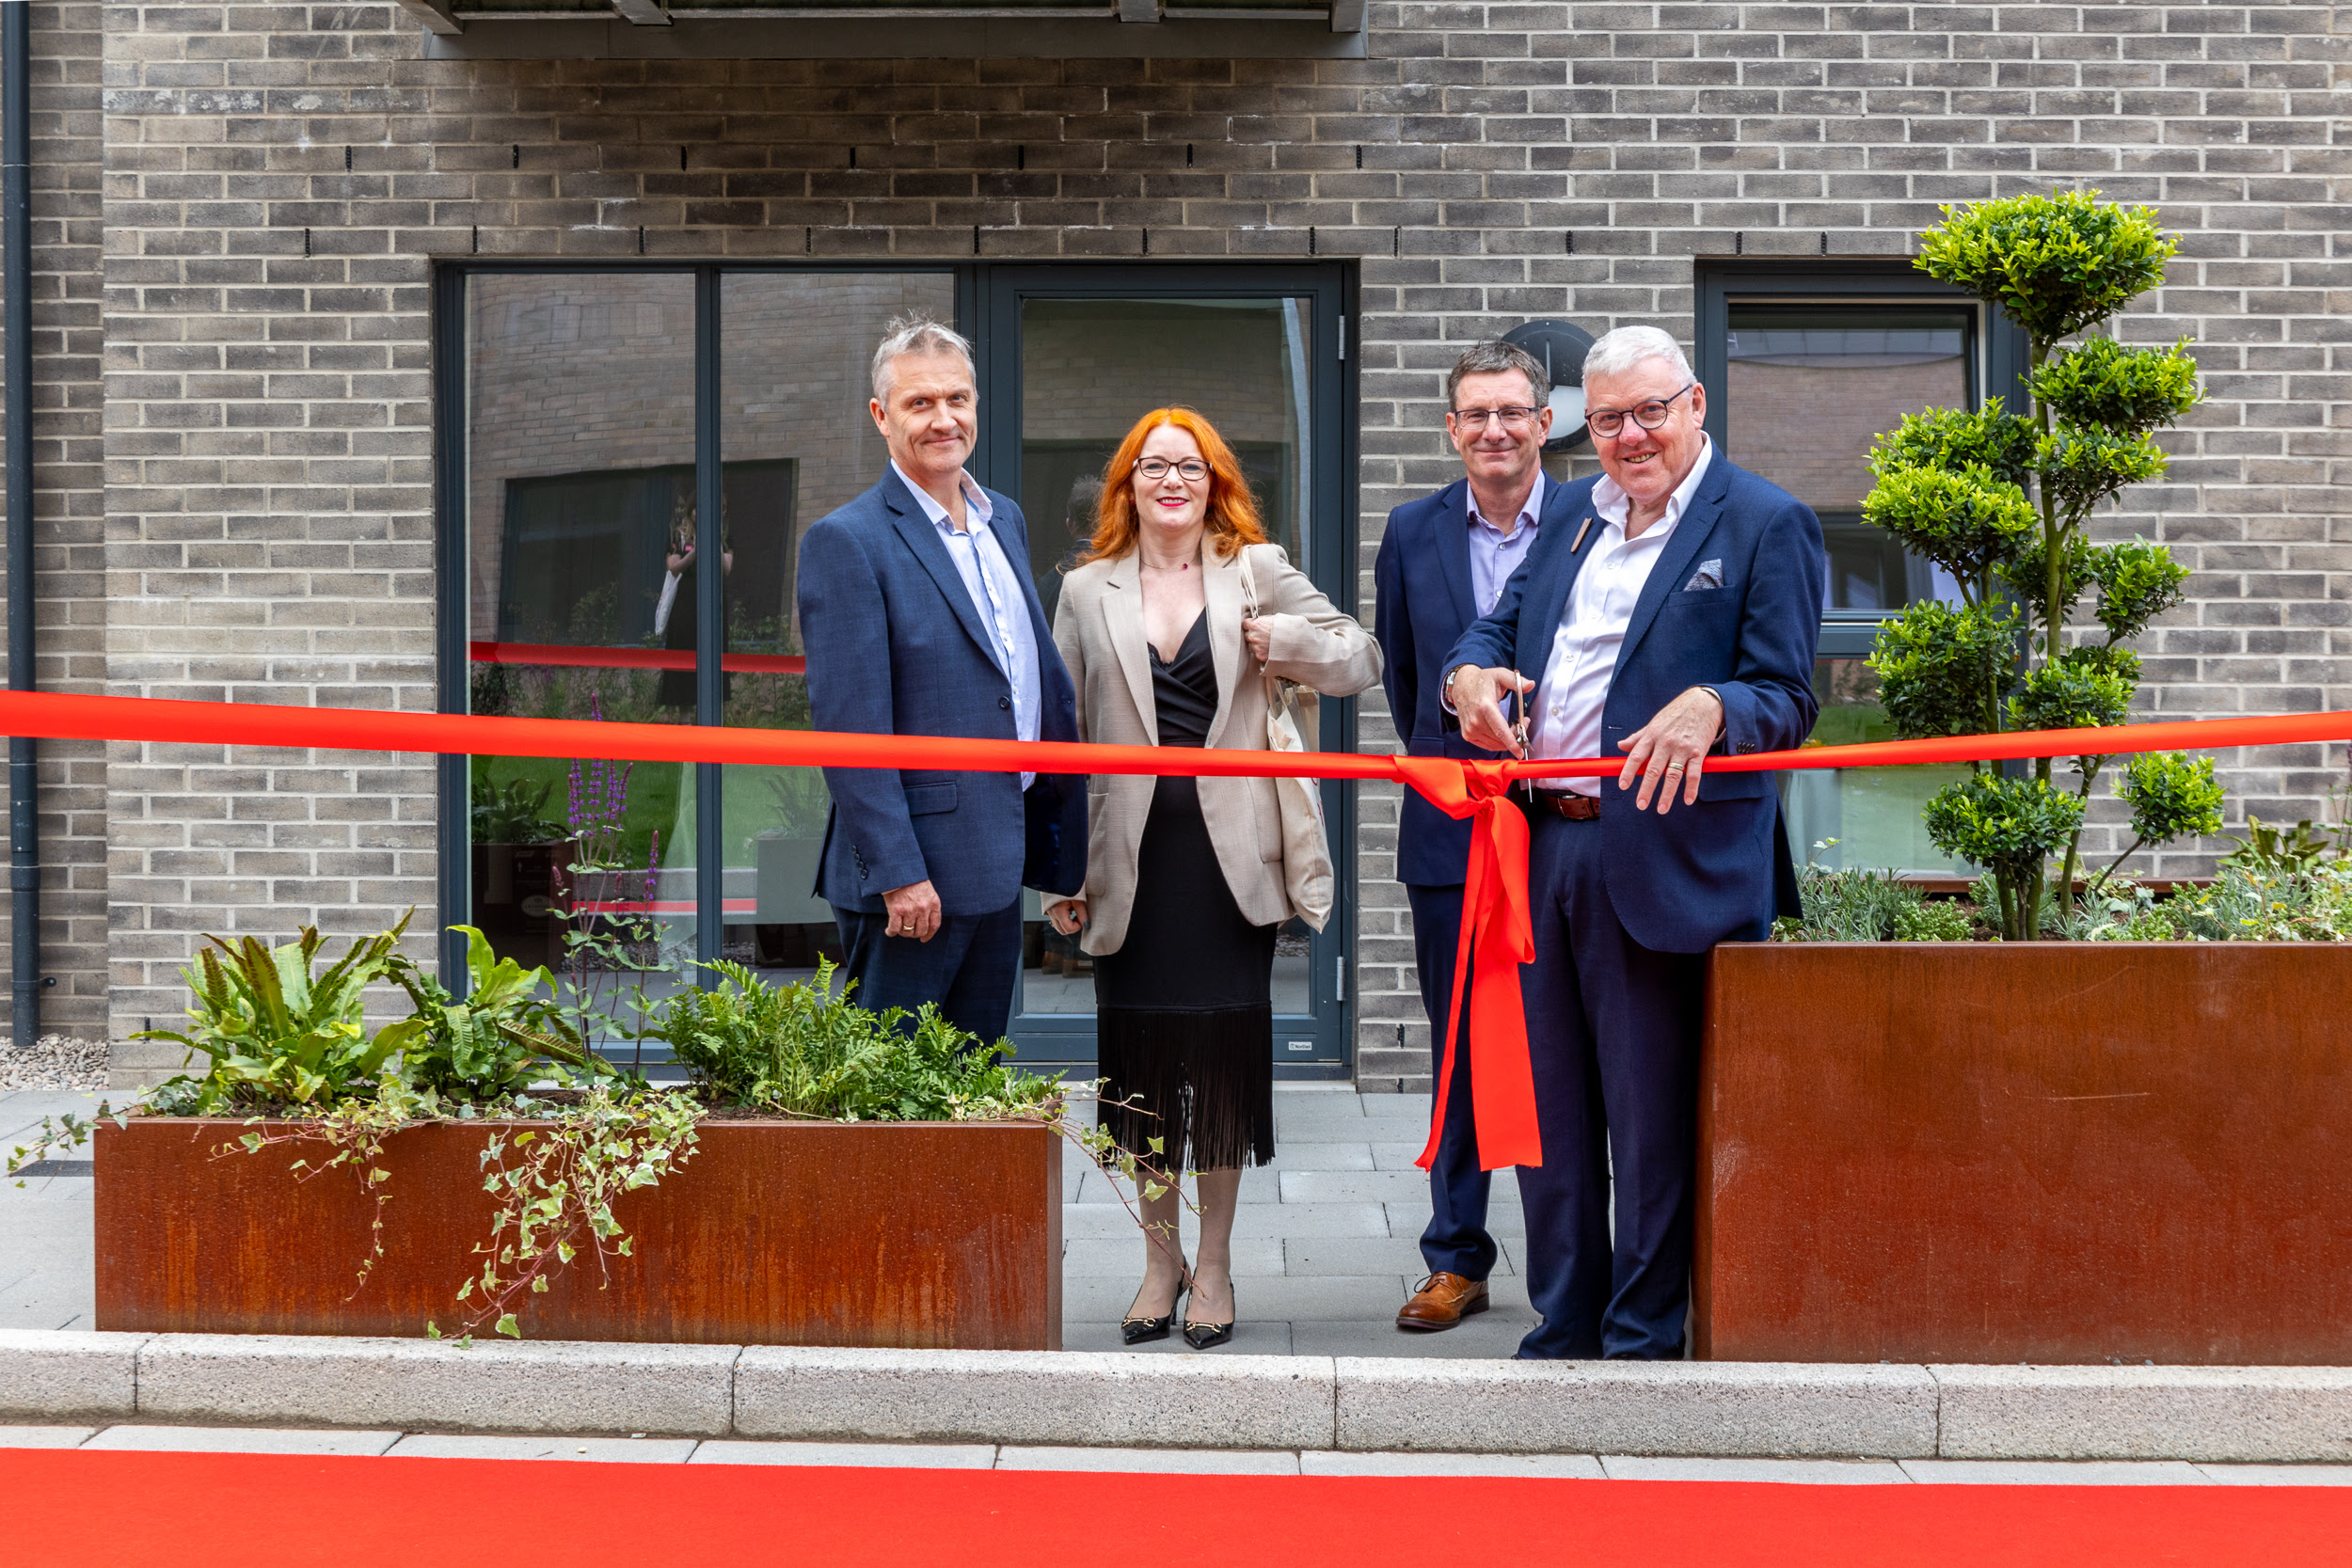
xmin=1053 ymin=541 xmax=1383 ymax=957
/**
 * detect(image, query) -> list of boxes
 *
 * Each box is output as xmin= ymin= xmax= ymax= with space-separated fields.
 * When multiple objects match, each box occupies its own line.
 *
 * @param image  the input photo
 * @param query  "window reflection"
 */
xmin=465 ymin=275 xmax=700 ymax=1009
xmin=717 ymin=272 xmax=961 ymax=985
xmin=1727 ymin=303 xmax=1981 ymax=874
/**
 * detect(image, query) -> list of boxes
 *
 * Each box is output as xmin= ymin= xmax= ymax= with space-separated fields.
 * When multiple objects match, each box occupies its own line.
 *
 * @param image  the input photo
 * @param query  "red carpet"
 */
xmin=5 ymin=1448 xmax=2344 ymax=1566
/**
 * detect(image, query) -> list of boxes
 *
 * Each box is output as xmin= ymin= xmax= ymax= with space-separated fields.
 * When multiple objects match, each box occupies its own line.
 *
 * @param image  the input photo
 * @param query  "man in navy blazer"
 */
xmin=796 ymin=314 xmax=1085 ymax=1045
xmin=1374 ymin=339 xmax=1581 ymax=1334
xmin=1443 ymin=325 xmax=1822 ymax=1360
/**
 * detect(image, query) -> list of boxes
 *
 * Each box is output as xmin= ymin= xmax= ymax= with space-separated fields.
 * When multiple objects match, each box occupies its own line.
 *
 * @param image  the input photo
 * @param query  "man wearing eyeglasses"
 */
xmin=1440 ymin=325 xmax=1823 ymax=1360
xmin=1374 ymin=339 xmax=1582 ymax=1337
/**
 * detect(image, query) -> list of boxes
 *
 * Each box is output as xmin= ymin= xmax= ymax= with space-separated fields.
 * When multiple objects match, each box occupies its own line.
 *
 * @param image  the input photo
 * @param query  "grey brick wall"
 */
xmin=80 ymin=3 xmax=2352 ymax=1085
xmin=0 ymin=2 xmax=106 ymax=1046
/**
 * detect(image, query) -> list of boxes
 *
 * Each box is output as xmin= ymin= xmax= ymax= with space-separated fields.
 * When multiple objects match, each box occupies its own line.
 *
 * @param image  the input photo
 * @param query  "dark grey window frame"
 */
xmin=433 ymin=259 xmax=1359 ymax=1079
xmin=1692 ymin=258 xmax=2031 ymax=657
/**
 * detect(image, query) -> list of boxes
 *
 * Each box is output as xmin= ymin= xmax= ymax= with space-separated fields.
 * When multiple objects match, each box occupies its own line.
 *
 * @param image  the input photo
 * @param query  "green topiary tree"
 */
xmin=1860 ymin=191 xmax=2213 ymax=938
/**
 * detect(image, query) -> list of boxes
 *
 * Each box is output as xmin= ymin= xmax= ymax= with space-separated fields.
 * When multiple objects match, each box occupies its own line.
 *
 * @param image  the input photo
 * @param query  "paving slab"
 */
xmin=2195 ymin=1465 xmax=2352 ymax=1485
xmin=1062 ymin=1236 xmax=1287 ymax=1278
xmin=0 ymin=1328 xmax=141 ymax=1419
xmin=690 ymin=1440 xmax=997 ymax=1467
xmin=996 ymin=1445 xmax=1300 ymax=1474
xmin=1283 ymin=1236 xmax=1484 ymax=1277
xmin=135 ymin=1335 xmax=738 ymax=1436
xmin=1600 ymin=1456 xmax=1913 ymax=1483
xmin=1335 ymin=1359 xmax=1940 ymax=1458
xmin=1300 ymin=1449 xmax=1605 ymax=1478
xmin=1292 ymin=1315 xmax=1539 ymax=1361
xmin=387 ymin=1434 xmax=701 ymax=1463
xmin=0 ymin=1424 xmax=95 ymax=1448
xmin=734 ymin=1346 xmax=1337 ymax=1450
xmin=1899 ymin=1459 xmax=2211 ymax=1485
xmin=1931 ymin=1364 xmax=2352 ymax=1464
xmin=82 ymin=1424 xmax=402 ymax=1457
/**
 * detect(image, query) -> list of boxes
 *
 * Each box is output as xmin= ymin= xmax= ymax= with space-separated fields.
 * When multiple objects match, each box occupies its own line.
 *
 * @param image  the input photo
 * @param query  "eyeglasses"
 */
xmin=1134 ymin=457 xmax=1210 ymax=483
xmin=1586 ymin=384 xmax=1695 ymax=439
xmin=1449 ymin=406 xmax=1538 ymax=432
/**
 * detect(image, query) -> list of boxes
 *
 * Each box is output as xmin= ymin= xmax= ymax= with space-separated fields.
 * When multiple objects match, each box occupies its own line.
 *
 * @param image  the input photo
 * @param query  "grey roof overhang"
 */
xmin=398 ymin=0 xmax=1369 ymax=57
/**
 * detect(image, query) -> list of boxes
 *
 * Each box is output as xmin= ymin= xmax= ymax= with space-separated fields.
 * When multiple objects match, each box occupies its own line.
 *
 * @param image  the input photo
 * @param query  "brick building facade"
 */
xmin=0 ymin=3 xmax=2344 ymax=1088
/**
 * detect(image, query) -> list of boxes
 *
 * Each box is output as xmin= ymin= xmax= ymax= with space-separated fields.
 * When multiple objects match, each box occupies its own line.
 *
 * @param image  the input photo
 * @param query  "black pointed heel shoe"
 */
xmin=1182 ymin=1284 xmax=1235 ymax=1350
xmin=1120 ymin=1265 xmax=1193 ymax=1346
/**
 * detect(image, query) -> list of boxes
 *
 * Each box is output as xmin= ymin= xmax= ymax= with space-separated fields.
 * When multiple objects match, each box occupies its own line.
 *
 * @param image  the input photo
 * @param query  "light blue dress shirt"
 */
xmin=892 ymin=461 xmax=1041 ymax=788
xmin=1466 ymin=469 xmax=1545 ymax=617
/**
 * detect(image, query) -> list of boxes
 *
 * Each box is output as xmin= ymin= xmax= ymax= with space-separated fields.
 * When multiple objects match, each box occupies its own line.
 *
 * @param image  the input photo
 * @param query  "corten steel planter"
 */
xmin=94 ymin=1117 xmax=1062 ymax=1349
xmin=1693 ymin=942 xmax=2352 ymax=1366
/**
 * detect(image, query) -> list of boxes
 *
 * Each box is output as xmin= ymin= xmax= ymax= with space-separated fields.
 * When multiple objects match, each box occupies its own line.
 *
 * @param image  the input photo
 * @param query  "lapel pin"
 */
xmin=1570 ymin=515 xmax=1593 ymax=553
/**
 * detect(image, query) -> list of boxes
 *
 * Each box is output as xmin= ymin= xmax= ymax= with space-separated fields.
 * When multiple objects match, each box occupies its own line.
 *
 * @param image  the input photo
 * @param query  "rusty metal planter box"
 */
xmin=1693 ymin=942 xmax=2352 ymax=1366
xmin=94 ymin=1117 xmax=1062 ymax=1350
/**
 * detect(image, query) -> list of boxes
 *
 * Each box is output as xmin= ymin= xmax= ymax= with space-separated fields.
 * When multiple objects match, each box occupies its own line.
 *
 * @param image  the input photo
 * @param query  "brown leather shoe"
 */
xmin=1396 ymin=1272 xmax=1490 ymax=1331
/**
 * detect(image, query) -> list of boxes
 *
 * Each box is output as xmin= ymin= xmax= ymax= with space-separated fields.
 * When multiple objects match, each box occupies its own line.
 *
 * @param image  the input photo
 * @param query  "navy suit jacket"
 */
xmin=1442 ymin=452 xmax=1825 ymax=954
xmin=795 ymin=467 xmax=1087 ymax=917
xmin=1374 ymin=476 xmax=1584 ymax=889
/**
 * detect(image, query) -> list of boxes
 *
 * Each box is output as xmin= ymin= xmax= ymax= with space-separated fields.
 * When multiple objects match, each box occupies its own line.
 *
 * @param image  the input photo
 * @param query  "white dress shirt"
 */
xmin=1529 ymin=438 xmax=1716 ymax=798
xmin=891 ymin=460 xmax=1041 ymax=788
xmin=1466 ymin=469 xmax=1545 ymax=618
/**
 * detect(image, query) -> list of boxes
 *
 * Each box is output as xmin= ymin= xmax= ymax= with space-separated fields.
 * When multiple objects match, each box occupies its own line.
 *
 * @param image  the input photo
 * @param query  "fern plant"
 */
xmin=135 ymin=913 xmax=422 ymax=1113
xmin=388 ymin=926 xmax=611 ymax=1099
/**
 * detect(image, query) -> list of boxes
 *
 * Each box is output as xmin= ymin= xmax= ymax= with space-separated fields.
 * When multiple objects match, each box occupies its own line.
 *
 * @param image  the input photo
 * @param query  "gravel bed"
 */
xmin=0 ymin=1035 xmax=112 ymax=1092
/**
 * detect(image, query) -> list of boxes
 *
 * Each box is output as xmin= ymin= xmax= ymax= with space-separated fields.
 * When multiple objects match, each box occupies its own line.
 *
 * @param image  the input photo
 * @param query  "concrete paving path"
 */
xmin=1 ymin=1085 xmax=1514 ymax=1355
xmin=4 ymin=1422 xmax=2347 ymax=1481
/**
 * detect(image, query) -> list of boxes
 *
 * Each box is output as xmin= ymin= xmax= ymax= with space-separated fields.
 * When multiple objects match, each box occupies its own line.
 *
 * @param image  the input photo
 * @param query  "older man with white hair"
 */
xmin=796 ymin=312 xmax=1085 ymax=1044
xmin=1440 ymin=325 xmax=1824 ymax=1359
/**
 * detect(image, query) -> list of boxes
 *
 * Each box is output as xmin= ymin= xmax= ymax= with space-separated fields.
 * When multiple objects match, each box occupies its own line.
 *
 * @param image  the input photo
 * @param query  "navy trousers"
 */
xmin=1405 ymin=882 xmax=1499 ymax=1283
xmin=832 ymin=898 xmax=1023 ymax=1047
xmin=1515 ymin=810 xmax=1721 ymax=1361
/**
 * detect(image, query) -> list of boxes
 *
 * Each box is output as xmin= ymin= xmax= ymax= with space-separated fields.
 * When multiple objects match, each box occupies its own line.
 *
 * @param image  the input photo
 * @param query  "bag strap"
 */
xmin=1237 ymin=543 xmax=1261 ymax=619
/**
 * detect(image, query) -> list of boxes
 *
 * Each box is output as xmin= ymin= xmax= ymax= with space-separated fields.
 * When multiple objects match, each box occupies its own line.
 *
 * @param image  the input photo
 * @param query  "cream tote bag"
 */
xmin=1238 ymin=545 xmax=1335 ymax=931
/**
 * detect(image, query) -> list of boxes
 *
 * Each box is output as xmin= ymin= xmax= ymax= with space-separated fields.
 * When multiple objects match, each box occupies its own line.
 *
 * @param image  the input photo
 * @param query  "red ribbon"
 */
xmin=8 ymin=688 xmax=2352 ymax=1175
xmin=1395 ymin=760 xmax=1543 ymax=1172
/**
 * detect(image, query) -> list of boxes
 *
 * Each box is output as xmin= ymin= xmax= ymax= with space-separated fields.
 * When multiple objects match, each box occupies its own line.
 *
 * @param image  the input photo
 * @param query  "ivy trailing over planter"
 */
xmin=11 ymin=919 xmax=1181 ymax=1341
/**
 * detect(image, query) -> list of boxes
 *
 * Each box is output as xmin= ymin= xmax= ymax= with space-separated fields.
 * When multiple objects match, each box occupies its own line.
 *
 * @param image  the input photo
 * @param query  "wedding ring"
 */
xmin=1665 ymin=761 xmax=1686 ymax=773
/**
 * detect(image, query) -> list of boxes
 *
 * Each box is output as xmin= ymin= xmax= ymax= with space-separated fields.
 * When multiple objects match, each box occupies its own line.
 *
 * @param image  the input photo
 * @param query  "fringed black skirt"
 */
xmin=1094 ymin=773 xmax=1279 ymax=1172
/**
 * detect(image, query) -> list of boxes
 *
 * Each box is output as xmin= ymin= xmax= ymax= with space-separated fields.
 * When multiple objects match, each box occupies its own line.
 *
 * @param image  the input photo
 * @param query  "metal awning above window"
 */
xmin=399 ymin=0 xmax=1367 ymax=56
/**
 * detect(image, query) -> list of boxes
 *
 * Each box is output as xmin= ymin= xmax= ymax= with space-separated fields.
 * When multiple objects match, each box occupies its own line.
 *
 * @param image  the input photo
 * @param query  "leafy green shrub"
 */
xmin=137 ymin=916 xmax=424 ymax=1115
xmin=389 ymin=926 xmax=609 ymax=1099
xmin=1777 ymin=857 xmax=1925 ymax=942
xmin=1893 ymin=898 xmax=1975 ymax=942
xmin=648 ymin=958 xmax=1062 ymax=1122
xmin=1861 ymin=191 xmax=2205 ymax=936
xmin=2216 ymin=816 xmax=2336 ymax=876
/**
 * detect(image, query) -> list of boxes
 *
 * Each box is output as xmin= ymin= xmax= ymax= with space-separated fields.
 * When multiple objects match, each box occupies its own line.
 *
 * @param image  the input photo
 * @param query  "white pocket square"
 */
xmin=1683 ymin=559 xmax=1724 ymax=591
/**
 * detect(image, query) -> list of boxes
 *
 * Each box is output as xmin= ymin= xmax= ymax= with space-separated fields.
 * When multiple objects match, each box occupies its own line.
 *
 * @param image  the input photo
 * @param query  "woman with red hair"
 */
xmin=1048 ymin=407 xmax=1380 ymax=1350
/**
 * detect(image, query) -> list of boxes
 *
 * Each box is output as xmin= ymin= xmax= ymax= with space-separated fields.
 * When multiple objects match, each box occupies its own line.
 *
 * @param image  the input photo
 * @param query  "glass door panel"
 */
xmin=715 ymin=272 xmax=961 ymax=989
xmin=989 ymin=275 xmax=1350 ymax=1071
xmin=463 ymin=273 xmax=700 ymax=1029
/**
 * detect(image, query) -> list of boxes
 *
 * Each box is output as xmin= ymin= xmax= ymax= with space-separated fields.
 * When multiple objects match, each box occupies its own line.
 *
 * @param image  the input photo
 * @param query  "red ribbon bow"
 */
xmin=1393 ymin=759 xmax=1543 ymax=1172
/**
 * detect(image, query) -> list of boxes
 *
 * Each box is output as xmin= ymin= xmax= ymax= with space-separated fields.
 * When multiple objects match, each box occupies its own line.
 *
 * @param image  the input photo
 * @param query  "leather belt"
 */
xmin=1525 ymin=789 xmax=1601 ymax=821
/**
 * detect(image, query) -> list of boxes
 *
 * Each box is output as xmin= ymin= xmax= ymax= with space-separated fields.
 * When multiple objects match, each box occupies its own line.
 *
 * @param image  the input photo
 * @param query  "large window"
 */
xmin=437 ymin=262 xmax=1358 ymax=1074
xmin=1696 ymin=261 xmax=2029 ymax=875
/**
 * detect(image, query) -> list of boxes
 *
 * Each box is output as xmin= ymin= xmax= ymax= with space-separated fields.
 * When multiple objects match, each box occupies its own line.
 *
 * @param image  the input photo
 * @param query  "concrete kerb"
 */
xmin=1931 ymin=1365 xmax=2352 ymax=1465
xmin=1335 ymin=1358 xmax=1940 ymax=1458
xmin=735 ymin=1347 xmax=1339 ymax=1449
xmin=5 ymin=1332 xmax=2352 ymax=1460
xmin=133 ymin=1336 xmax=739 ymax=1437
xmin=0 ymin=1330 xmax=144 ymax=1421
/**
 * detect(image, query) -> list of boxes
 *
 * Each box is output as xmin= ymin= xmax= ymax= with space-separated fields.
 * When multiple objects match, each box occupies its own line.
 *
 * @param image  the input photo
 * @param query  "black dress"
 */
xmin=1094 ymin=608 xmax=1279 ymax=1171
